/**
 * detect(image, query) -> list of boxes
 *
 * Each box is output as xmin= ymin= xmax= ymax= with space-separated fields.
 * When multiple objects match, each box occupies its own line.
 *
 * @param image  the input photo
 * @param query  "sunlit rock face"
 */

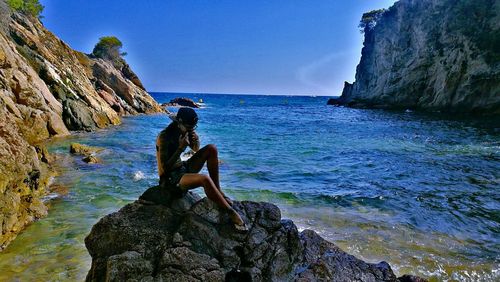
xmin=0 ymin=0 xmax=163 ymax=251
xmin=337 ymin=0 xmax=500 ymax=115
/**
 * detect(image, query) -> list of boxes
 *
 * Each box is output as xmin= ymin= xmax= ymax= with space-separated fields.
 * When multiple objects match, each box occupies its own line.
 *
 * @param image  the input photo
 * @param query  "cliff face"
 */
xmin=337 ymin=0 xmax=500 ymax=114
xmin=85 ymin=187 xmax=424 ymax=282
xmin=0 ymin=0 xmax=163 ymax=250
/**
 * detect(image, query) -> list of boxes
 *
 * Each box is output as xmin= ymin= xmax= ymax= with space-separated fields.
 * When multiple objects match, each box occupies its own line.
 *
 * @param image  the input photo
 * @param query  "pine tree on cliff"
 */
xmin=358 ymin=9 xmax=385 ymax=33
xmin=7 ymin=0 xmax=44 ymax=18
xmin=91 ymin=36 xmax=128 ymax=68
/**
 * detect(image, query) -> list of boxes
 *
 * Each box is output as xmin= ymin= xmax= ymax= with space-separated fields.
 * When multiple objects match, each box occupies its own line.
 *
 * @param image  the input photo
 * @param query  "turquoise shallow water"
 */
xmin=0 ymin=93 xmax=499 ymax=281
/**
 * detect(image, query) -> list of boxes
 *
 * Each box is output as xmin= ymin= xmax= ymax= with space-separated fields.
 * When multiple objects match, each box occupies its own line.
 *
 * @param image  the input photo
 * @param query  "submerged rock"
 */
xmin=85 ymin=186 xmax=425 ymax=281
xmin=70 ymin=143 xmax=103 ymax=156
xmin=70 ymin=143 xmax=103 ymax=164
xmin=82 ymin=155 xmax=101 ymax=164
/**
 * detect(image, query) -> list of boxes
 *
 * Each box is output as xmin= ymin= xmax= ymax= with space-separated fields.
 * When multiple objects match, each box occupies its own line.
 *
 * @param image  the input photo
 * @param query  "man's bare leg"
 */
xmin=186 ymin=144 xmax=233 ymax=203
xmin=179 ymin=173 xmax=243 ymax=226
xmin=187 ymin=144 xmax=220 ymax=188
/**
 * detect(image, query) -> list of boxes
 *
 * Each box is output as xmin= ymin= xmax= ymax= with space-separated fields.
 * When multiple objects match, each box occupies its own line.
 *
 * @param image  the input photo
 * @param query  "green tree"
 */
xmin=92 ymin=36 xmax=127 ymax=66
xmin=7 ymin=0 xmax=44 ymax=18
xmin=359 ymin=9 xmax=385 ymax=33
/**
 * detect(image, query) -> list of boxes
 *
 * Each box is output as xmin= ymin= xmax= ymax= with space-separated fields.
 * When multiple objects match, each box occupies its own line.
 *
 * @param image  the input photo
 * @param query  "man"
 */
xmin=156 ymin=107 xmax=246 ymax=231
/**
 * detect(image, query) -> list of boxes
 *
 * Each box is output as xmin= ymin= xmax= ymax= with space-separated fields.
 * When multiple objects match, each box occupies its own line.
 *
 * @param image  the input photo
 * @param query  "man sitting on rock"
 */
xmin=156 ymin=107 xmax=247 ymax=231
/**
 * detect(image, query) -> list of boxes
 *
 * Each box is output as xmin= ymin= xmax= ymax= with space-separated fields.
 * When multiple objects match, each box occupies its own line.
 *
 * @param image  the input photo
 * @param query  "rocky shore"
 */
xmin=85 ymin=187 xmax=425 ymax=282
xmin=0 ymin=0 xmax=163 ymax=250
xmin=334 ymin=0 xmax=499 ymax=114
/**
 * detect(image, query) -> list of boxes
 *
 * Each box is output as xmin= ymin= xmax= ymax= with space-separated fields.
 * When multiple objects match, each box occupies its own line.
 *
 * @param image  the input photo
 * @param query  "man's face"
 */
xmin=178 ymin=122 xmax=196 ymax=134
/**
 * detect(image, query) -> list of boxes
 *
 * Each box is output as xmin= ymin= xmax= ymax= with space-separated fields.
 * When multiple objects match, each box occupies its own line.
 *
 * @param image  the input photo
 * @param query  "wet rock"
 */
xmin=70 ymin=143 xmax=103 ymax=156
xmin=82 ymin=155 xmax=100 ymax=164
xmin=70 ymin=143 xmax=103 ymax=164
xmin=85 ymin=186 xmax=426 ymax=281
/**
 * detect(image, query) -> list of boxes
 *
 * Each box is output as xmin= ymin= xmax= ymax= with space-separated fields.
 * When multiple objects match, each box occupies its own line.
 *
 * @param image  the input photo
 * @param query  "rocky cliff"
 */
xmin=85 ymin=187 xmax=425 ymax=282
xmin=0 ymin=0 xmax=163 ymax=250
xmin=335 ymin=0 xmax=500 ymax=114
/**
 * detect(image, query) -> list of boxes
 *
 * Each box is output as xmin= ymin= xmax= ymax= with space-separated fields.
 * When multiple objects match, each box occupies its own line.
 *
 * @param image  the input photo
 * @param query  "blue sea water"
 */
xmin=0 ymin=93 xmax=499 ymax=281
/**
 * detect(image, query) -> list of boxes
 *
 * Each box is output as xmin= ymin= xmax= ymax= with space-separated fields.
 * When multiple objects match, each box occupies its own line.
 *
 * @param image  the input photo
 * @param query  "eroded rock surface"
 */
xmin=336 ymin=0 xmax=500 ymax=114
xmin=85 ymin=186 xmax=424 ymax=281
xmin=0 ymin=0 xmax=163 ymax=250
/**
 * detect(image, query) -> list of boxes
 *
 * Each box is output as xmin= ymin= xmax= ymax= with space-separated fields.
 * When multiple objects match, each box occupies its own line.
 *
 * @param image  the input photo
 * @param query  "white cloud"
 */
xmin=296 ymin=50 xmax=357 ymax=95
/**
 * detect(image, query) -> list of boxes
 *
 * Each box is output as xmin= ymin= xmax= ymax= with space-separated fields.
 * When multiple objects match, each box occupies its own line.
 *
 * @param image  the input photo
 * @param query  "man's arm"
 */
xmin=157 ymin=133 xmax=184 ymax=175
xmin=189 ymin=131 xmax=200 ymax=152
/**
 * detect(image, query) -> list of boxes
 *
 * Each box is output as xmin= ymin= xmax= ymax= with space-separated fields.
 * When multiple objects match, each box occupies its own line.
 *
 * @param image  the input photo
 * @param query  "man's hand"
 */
xmin=178 ymin=133 xmax=190 ymax=151
xmin=188 ymin=130 xmax=200 ymax=152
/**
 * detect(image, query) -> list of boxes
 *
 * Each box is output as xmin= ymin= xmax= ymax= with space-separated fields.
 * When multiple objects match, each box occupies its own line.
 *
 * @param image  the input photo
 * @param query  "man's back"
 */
xmin=156 ymin=122 xmax=182 ymax=178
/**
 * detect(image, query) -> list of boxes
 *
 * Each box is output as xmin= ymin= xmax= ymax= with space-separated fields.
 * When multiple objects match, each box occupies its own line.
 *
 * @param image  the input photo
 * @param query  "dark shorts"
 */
xmin=160 ymin=161 xmax=191 ymax=197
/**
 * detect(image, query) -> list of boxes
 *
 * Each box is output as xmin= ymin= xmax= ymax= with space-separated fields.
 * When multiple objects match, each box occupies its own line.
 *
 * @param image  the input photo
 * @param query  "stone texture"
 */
xmin=336 ymin=0 xmax=500 ymax=114
xmin=85 ymin=186 xmax=426 ymax=282
xmin=162 ymin=97 xmax=201 ymax=108
xmin=0 ymin=0 xmax=164 ymax=251
xmin=70 ymin=143 xmax=104 ymax=156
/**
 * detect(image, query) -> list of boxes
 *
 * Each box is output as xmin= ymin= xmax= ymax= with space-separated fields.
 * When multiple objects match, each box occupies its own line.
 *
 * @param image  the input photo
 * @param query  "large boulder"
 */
xmin=85 ymin=186 xmax=425 ymax=281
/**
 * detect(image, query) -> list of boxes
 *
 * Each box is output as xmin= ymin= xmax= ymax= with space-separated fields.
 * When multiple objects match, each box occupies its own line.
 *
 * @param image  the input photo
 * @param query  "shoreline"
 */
xmin=0 ymin=108 xmax=498 ymax=280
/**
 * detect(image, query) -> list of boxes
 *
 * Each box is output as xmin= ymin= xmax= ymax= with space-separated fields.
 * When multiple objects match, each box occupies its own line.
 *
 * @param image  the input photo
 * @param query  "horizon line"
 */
xmin=148 ymin=91 xmax=338 ymax=98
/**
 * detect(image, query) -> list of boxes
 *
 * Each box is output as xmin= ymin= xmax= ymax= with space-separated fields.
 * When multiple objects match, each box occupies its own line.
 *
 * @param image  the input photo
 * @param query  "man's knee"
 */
xmin=200 ymin=174 xmax=212 ymax=186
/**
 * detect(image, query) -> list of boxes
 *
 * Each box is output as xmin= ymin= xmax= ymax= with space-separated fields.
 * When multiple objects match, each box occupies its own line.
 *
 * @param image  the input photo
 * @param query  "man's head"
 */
xmin=176 ymin=107 xmax=198 ymax=133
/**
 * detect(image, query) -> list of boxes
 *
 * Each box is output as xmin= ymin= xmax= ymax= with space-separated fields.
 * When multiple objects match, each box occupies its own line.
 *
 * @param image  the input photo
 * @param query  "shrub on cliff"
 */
xmin=7 ymin=0 xmax=43 ymax=18
xmin=359 ymin=9 xmax=385 ymax=33
xmin=91 ymin=36 xmax=128 ymax=67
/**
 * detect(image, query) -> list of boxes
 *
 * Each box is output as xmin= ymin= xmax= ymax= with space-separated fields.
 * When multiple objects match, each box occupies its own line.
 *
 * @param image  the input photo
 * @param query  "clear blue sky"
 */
xmin=40 ymin=0 xmax=396 ymax=96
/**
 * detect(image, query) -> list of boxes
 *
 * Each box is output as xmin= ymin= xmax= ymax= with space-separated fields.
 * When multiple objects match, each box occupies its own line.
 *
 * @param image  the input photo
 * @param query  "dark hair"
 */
xmin=176 ymin=107 xmax=198 ymax=126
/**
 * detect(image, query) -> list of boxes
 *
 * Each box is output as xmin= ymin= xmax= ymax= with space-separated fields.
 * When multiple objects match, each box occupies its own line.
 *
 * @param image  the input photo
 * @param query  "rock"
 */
xmin=297 ymin=230 xmax=396 ymax=281
xmin=70 ymin=143 xmax=103 ymax=156
xmin=70 ymin=143 xmax=103 ymax=164
xmin=337 ymin=0 xmax=500 ymax=115
xmin=327 ymin=97 xmax=342 ymax=106
xmin=92 ymin=59 xmax=164 ymax=114
xmin=82 ymin=155 xmax=100 ymax=164
xmin=0 ymin=5 xmax=164 ymax=250
xmin=398 ymin=275 xmax=428 ymax=282
xmin=85 ymin=186 xmax=426 ymax=281
xmin=162 ymin=97 xmax=200 ymax=108
xmin=121 ymin=63 xmax=145 ymax=90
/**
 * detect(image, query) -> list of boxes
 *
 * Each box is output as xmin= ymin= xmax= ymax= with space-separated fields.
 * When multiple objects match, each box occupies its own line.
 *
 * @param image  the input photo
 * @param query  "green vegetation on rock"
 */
xmin=7 ymin=0 xmax=43 ymax=18
xmin=91 ymin=36 xmax=127 ymax=67
xmin=358 ymin=9 xmax=385 ymax=33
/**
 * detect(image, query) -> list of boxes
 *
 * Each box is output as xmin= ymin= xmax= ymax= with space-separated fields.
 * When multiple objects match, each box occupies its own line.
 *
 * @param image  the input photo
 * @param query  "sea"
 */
xmin=0 ymin=93 xmax=499 ymax=281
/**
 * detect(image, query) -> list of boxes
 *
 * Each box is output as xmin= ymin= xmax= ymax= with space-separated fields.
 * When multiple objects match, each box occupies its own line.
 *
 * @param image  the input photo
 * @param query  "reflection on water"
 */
xmin=0 ymin=93 xmax=498 ymax=281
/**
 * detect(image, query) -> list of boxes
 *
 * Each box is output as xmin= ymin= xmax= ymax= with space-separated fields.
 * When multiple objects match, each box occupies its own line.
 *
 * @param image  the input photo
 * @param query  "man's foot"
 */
xmin=228 ymin=208 xmax=247 ymax=232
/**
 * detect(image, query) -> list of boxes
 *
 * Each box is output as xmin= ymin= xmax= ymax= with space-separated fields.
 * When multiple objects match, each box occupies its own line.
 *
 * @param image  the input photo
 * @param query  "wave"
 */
xmin=132 ymin=170 xmax=157 ymax=182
